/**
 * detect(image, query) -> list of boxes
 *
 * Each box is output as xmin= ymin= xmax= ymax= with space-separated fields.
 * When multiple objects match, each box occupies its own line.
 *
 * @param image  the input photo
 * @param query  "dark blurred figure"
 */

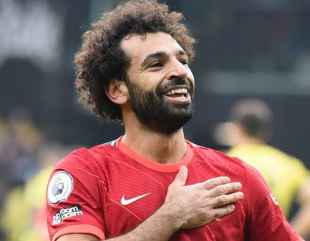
xmin=215 ymin=98 xmax=310 ymax=239
xmin=5 ymin=108 xmax=42 ymax=183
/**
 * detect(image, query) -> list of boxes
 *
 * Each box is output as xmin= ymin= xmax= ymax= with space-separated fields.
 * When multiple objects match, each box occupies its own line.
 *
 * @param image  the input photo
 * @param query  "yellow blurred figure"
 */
xmin=215 ymin=99 xmax=310 ymax=239
xmin=22 ymin=166 xmax=53 ymax=241
xmin=1 ymin=172 xmax=50 ymax=241
xmin=1 ymin=186 xmax=28 ymax=241
xmin=1 ymin=145 xmax=66 ymax=241
xmin=229 ymin=143 xmax=309 ymax=215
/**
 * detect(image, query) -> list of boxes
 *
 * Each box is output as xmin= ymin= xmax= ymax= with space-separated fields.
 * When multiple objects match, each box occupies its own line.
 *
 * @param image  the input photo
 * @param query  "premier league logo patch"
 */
xmin=47 ymin=171 xmax=73 ymax=204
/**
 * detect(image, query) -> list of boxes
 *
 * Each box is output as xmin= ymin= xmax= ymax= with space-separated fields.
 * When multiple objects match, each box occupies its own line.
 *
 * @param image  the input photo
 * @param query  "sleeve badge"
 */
xmin=47 ymin=171 xmax=73 ymax=204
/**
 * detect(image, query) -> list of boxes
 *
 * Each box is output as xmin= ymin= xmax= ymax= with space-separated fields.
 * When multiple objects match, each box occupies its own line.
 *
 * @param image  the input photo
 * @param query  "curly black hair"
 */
xmin=74 ymin=0 xmax=195 ymax=121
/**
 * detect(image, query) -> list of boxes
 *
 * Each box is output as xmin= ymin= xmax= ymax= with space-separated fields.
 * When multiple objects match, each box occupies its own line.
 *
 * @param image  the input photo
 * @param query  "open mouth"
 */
xmin=164 ymin=87 xmax=191 ymax=104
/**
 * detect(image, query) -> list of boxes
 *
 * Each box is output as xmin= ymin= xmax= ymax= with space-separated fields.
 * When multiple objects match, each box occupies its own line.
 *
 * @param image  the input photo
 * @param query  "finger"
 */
xmin=171 ymin=165 xmax=188 ymax=187
xmin=208 ymin=192 xmax=244 ymax=208
xmin=207 ymin=182 xmax=242 ymax=197
xmin=187 ymin=176 xmax=231 ymax=190
xmin=210 ymin=204 xmax=236 ymax=219
xmin=202 ymin=176 xmax=231 ymax=190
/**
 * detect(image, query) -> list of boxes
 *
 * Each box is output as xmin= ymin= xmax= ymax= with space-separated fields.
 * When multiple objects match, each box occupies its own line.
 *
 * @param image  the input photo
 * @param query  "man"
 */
xmin=216 ymin=98 xmax=310 ymax=239
xmin=46 ymin=1 xmax=302 ymax=241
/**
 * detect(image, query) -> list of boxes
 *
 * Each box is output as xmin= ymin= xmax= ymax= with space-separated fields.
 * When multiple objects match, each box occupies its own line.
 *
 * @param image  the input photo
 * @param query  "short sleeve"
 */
xmin=46 ymin=150 xmax=106 ymax=241
xmin=244 ymin=164 xmax=303 ymax=241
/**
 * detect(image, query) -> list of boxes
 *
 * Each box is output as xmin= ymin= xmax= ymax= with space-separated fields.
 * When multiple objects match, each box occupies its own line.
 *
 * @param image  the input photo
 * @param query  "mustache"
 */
xmin=158 ymin=77 xmax=194 ymax=96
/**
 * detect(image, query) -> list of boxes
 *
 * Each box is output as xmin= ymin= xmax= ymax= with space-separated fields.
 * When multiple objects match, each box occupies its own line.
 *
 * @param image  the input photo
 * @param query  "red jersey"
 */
xmin=46 ymin=139 xmax=301 ymax=241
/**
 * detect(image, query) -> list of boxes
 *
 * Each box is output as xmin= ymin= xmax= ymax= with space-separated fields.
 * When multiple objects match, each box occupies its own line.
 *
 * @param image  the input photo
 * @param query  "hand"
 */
xmin=164 ymin=166 xmax=244 ymax=229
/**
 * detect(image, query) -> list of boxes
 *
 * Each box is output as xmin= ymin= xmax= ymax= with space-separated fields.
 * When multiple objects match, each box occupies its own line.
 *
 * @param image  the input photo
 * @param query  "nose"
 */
xmin=167 ymin=58 xmax=188 ymax=80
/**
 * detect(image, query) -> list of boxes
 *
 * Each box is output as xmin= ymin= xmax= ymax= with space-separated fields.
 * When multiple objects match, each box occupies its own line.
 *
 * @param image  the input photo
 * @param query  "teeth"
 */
xmin=167 ymin=88 xmax=188 ymax=95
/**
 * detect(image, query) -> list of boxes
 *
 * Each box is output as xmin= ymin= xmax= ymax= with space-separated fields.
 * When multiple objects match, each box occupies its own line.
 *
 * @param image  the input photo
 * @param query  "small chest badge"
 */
xmin=47 ymin=171 xmax=73 ymax=204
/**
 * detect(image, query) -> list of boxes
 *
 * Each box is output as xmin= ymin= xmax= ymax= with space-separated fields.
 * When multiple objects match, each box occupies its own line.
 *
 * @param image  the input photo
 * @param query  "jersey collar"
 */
xmin=116 ymin=137 xmax=193 ymax=172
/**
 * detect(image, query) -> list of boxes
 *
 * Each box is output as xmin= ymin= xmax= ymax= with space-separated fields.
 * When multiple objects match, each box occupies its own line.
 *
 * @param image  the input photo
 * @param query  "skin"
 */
xmin=57 ymin=32 xmax=244 ymax=241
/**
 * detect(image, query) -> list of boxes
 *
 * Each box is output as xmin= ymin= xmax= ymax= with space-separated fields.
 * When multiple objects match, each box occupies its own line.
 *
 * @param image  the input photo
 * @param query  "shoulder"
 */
xmin=54 ymin=140 xmax=118 ymax=171
xmin=190 ymin=143 xmax=271 ymax=208
xmin=46 ymin=141 xmax=120 ymax=204
xmin=190 ymin=143 xmax=272 ymax=194
xmin=48 ymin=139 xmax=120 ymax=185
xmin=191 ymin=143 xmax=252 ymax=178
xmin=259 ymin=144 xmax=309 ymax=179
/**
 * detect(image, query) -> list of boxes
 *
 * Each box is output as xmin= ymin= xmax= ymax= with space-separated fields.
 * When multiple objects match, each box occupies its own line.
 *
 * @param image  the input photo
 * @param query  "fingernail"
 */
xmin=223 ymin=176 xmax=230 ymax=181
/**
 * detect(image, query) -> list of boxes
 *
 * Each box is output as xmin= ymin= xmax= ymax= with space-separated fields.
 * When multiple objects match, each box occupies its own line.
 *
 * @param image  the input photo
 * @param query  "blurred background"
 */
xmin=0 ymin=0 xmax=309 ymax=241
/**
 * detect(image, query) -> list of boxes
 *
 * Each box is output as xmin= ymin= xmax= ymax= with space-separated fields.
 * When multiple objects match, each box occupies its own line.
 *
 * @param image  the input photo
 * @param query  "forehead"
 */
xmin=120 ymin=32 xmax=185 ymax=63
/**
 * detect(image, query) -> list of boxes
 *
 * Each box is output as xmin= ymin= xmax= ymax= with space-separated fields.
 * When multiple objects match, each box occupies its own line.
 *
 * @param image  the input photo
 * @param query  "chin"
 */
xmin=151 ymin=112 xmax=193 ymax=135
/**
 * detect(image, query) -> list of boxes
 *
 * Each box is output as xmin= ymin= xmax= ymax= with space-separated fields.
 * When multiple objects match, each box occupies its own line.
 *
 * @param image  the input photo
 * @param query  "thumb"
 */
xmin=172 ymin=165 xmax=188 ymax=186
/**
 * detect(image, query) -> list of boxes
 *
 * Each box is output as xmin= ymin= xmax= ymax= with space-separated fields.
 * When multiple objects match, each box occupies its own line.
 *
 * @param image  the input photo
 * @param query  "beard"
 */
xmin=126 ymin=77 xmax=194 ymax=135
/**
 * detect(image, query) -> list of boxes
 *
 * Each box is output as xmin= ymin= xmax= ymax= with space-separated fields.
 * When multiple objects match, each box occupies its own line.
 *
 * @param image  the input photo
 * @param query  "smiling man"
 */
xmin=46 ymin=1 xmax=302 ymax=241
xmin=120 ymin=32 xmax=194 ymax=135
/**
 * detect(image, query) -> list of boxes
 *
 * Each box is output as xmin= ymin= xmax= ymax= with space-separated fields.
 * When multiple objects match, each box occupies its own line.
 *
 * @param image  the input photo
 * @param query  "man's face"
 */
xmin=120 ymin=32 xmax=195 ymax=134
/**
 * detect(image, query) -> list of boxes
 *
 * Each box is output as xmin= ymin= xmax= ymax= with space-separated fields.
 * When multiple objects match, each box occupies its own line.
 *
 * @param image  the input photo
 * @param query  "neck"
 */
xmin=121 ymin=113 xmax=188 ymax=164
xmin=236 ymin=135 xmax=264 ymax=146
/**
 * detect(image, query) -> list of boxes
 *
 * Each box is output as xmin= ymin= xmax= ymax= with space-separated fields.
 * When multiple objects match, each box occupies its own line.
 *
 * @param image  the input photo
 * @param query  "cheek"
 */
xmin=137 ymin=73 xmax=163 ymax=92
xmin=186 ymin=67 xmax=195 ymax=85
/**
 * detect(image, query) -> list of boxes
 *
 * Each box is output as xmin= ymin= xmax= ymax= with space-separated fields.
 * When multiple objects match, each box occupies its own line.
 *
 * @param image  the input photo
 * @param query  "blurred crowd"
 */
xmin=0 ymin=108 xmax=71 ymax=241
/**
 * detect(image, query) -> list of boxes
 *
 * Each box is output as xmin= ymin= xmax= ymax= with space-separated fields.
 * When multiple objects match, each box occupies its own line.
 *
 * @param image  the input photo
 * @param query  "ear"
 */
xmin=105 ymin=80 xmax=129 ymax=105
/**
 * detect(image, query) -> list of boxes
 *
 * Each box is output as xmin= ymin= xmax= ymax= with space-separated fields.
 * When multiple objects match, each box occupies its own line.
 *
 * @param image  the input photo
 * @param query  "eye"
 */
xmin=150 ymin=62 xmax=163 ymax=68
xmin=179 ymin=58 xmax=189 ymax=65
xmin=148 ymin=61 xmax=164 ymax=70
